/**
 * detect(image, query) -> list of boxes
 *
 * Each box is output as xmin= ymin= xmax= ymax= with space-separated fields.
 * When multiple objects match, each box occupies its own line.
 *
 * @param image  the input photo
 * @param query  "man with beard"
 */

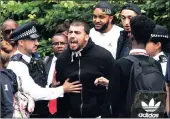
xmin=55 ymin=21 xmax=115 ymax=118
xmin=7 ymin=22 xmax=82 ymax=117
xmin=89 ymin=1 xmax=123 ymax=59
xmin=116 ymin=3 xmax=141 ymax=59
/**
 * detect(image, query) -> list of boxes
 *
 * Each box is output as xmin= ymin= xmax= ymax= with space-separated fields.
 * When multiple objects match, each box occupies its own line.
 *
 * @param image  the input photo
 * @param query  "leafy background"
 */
xmin=0 ymin=0 xmax=169 ymax=57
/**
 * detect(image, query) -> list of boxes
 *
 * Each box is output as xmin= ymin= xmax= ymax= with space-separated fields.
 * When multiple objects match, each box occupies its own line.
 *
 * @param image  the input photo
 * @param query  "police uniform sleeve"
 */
xmin=0 ymin=71 xmax=14 ymax=118
xmin=7 ymin=61 xmax=64 ymax=101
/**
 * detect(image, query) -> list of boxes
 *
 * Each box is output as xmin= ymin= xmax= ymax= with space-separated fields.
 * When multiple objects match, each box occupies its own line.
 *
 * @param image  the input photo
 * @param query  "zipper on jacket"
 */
xmin=78 ymin=57 xmax=83 ymax=116
xmin=110 ymin=104 xmax=112 ymax=116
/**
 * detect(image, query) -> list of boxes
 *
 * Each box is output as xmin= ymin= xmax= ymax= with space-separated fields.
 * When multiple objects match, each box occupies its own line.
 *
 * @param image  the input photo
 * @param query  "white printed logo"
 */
xmin=141 ymin=98 xmax=161 ymax=112
xmin=4 ymin=84 xmax=8 ymax=91
xmin=138 ymin=98 xmax=161 ymax=118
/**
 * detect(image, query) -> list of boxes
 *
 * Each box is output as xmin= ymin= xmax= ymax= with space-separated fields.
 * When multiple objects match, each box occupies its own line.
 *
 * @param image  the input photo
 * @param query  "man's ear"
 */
xmin=129 ymin=32 xmax=134 ymax=41
xmin=85 ymin=34 xmax=89 ymax=41
xmin=155 ymin=42 xmax=162 ymax=50
xmin=109 ymin=16 xmax=113 ymax=23
xmin=18 ymin=40 xmax=24 ymax=47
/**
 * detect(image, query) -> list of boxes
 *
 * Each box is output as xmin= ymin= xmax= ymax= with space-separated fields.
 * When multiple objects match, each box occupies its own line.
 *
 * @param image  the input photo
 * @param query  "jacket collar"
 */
xmin=69 ymin=38 xmax=95 ymax=62
xmin=129 ymin=49 xmax=148 ymax=56
xmin=68 ymin=38 xmax=94 ymax=54
xmin=82 ymin=38 xmax=95 ymax=53
xmin=153 ymin=51 xmax=165 ymax=61
xmin=14 ymin=50 xmax=32 ymax=63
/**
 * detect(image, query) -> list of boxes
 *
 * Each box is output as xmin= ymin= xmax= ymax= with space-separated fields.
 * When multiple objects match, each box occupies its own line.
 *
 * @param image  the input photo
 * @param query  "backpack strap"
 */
xmin=123 ymin=55 xmax=139 ymax=63
xmin=124 ymin=55 xmax=157 ymax=67
xmin=123 ymin=55 xmax=142 ymax=71
xmin=123 ymin=55 xmax=137 ymax=117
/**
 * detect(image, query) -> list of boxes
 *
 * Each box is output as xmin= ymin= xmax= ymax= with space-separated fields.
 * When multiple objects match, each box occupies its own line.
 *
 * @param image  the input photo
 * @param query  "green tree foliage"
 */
xmin=0 ymin=0 xmax=169 ymax=57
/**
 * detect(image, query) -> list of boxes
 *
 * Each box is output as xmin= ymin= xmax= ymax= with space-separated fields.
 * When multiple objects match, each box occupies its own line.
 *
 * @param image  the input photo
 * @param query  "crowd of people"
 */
xmin=0 ymin=1 xmax=170 ymax=118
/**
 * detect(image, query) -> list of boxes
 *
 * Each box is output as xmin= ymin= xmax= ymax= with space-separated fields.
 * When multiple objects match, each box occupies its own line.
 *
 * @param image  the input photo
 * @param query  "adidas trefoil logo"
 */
xmin=141 ymin=98 xmax=161 ymax=112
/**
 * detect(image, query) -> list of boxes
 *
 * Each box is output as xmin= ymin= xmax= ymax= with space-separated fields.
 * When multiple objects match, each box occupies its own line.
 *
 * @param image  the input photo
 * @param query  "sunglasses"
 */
xmin=52 ymin=42 xmax=67 ymax=46
xmin=4 ymin=29 xmax=15 ymax=34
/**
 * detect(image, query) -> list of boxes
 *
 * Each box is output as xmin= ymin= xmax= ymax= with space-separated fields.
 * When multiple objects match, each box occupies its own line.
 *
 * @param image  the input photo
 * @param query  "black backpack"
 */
xmin=124 ymin=55 xmax=166 ymax=118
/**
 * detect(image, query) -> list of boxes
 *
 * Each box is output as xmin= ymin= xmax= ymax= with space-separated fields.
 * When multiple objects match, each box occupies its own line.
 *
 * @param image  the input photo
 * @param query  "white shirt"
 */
xmin=153 ymin=52 xmax=167 ymax=76
xmin=7 ymin=51 xmax=64 ymax=101
xmin=89 ymin=25 xmax=123 ymax=59
xmin=46 ymin=56 xmax=57 ymax=88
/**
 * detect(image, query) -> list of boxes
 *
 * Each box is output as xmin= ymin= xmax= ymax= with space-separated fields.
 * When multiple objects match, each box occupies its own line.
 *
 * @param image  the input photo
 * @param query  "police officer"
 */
xmin=146 ymin=25 xmax=170 ymax=117
xmin=146 ymin=24 xmax=170 ymax=76
xmin=7 ymin=22 xmax=82 ymax=117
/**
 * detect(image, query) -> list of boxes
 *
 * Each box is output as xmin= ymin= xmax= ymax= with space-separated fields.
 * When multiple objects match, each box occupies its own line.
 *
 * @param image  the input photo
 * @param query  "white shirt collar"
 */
xmin=14 ymin=50 xmax=32 ymax=63
xmin=52 ymin=56 xmax=57 ymax=63
xmin=153 ymin=51 xmax=165 ymax=61
xmin=129 ymin=49 xmax=147 ymax=55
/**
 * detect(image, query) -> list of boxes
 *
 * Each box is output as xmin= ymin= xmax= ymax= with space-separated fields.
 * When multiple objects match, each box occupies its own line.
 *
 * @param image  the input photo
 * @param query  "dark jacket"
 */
xmin=0 ymin=69 xmax=18 ymax=118
xmin=116 ymin=30 xmax=131 ymax=60
xmin=43 ymin=54 xmax=55 ymax=77
xmin=55 ymin=38 xmax=115 ymax=118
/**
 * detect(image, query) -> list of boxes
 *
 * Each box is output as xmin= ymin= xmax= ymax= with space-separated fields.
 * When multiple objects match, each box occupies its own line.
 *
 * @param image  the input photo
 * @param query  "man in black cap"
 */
xmin=89 ymin=1 xmax=123 ymax=59
xmin=116 ymin=3 xmax=141 ymax=59
xmin=7 ymin=22 xmax=82 ymax=117
xmin=94 ymin=3 xmax=142 ymax=91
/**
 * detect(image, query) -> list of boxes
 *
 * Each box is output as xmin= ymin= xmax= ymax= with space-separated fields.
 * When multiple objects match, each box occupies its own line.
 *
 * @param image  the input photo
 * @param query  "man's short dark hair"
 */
xmin=130 ymin=15 xmax=155 ymax=45
xmin=70 ymin=21 xmax=90 ymax=34
xmin=2 ymin=19 xmax=17 ymax=32
xmin=55 ymin=22 xmax=70 ymax=33
xmin=52 ymin=33 xmax=67 ymax=41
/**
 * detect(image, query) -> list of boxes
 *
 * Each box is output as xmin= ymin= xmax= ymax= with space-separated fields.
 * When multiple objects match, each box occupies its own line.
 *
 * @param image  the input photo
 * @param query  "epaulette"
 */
xmin=159 ymin=55 xmax=168 ymax=63
xmin=11 ymin=54 xmax=23 ymax=61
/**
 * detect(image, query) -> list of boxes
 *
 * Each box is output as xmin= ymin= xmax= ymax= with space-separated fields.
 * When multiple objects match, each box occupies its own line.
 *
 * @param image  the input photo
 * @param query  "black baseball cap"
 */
xmin=121 ymin=3 xmax=141 ymax=15
xmin=94 ymin=1 xmax=114 ymax=15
